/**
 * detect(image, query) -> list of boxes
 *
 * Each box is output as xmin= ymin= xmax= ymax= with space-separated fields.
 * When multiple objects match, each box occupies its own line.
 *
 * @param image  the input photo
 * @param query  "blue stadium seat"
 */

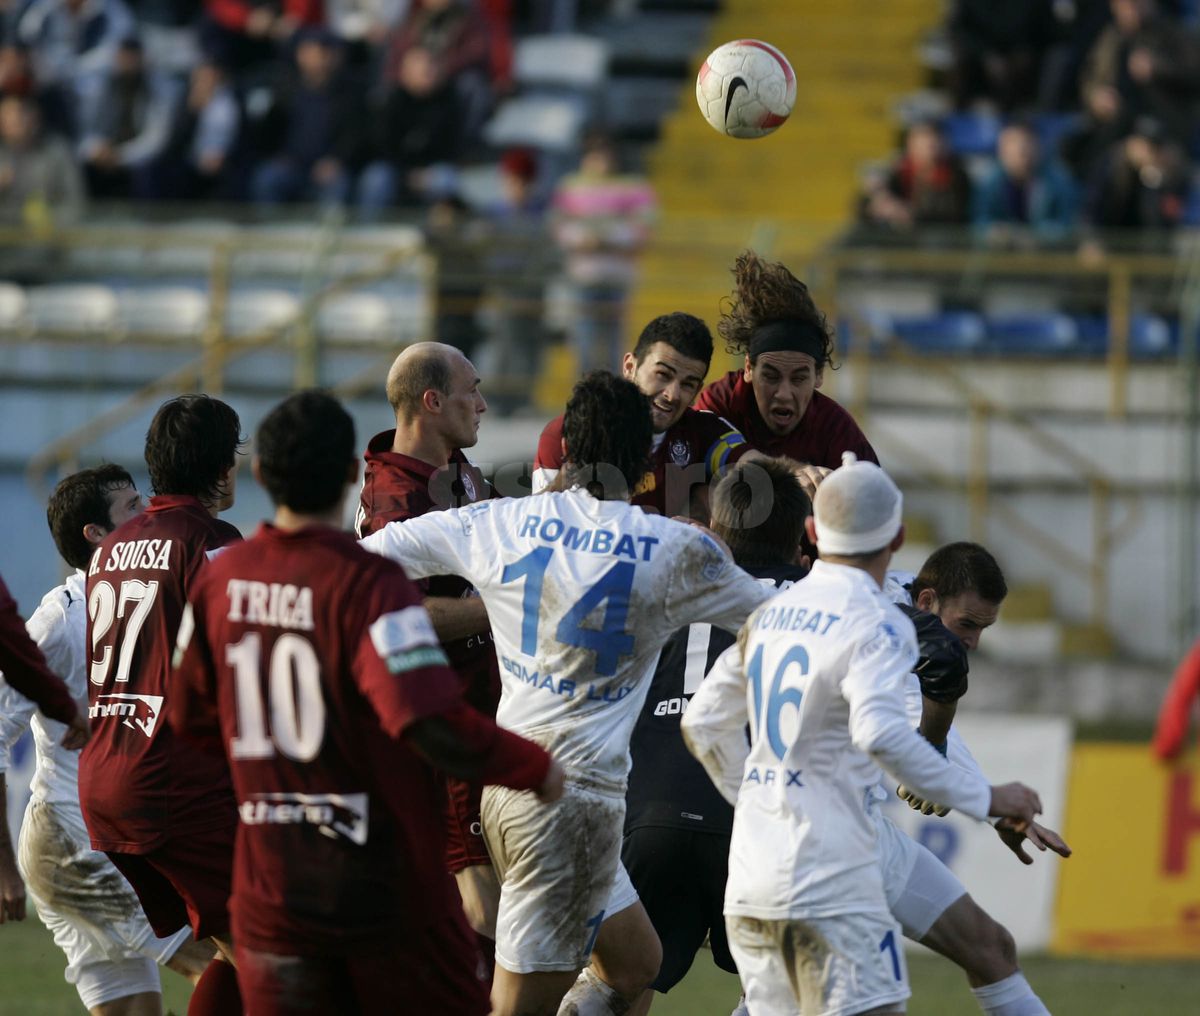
xmin=1032 ymin=113 xmax=1080 ymax=155
xmin=888 ymin=311 xmax=986 ymax=353
xmin=1069 ymin=314 xmax=1181 ymax=357
xmin=986 ymin=313 xmax=1080 ymax=355
xmin=941 ymin=112 xmax=1001 ymax=155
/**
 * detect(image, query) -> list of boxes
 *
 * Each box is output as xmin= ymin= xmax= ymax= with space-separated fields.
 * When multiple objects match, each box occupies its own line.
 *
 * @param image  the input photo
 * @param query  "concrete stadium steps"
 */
xmin=623 ymin=0 xmax=941 ymax=373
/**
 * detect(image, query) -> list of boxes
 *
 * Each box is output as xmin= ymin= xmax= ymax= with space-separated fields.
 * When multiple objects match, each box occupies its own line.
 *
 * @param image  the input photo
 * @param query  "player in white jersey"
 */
xmin=682 ymin=454 xmax=1044 ymax=1016
xmin=876 ymin=544 xmax=1069 ymax=1016
xmin=0 ymin=465 xmax=214 ymax=1015
xmin=361 ymin=372 xmax=774 ymax=1016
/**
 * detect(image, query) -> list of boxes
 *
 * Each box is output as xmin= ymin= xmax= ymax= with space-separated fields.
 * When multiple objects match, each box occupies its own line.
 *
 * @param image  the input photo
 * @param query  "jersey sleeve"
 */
xmin=843 ymin=614 xmax=991 ymax=821
xmin=1153 ymin=637 xmax=1200 ymax=760
xmin=702 ymin=416 xmax=749 ymax=478
xmin=0 ymin=577 xmax=76 ymax=726
xmin=359 ymin=504 xmax=492 ymax=585
xmin=680 ymin=641 xmax=752 ymax=805
xmin=168 ymin=586 xmax=223 ymax=754
xmin=532 ymin=416 xmax=564 ymax=494
xmin=664 ymin=528 xmax=774 ymax=631
xmin=694 ymin=376 xmax=735 ymax=417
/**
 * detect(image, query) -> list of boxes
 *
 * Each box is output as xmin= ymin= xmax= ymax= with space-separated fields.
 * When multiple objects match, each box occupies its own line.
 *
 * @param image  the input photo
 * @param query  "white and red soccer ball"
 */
xmin=696 ymin=39 xmax=796 ymax=139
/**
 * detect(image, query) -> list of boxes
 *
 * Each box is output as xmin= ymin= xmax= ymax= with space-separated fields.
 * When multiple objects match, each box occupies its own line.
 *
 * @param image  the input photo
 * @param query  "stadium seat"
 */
xmin=0 ymin=282 xmax=28 ymax=331
xmin=225 ymin=289 xmax=300 ymax=337
xmin=887 ymin=311 xmax=986 ymax=352
xmin=1070 ymin=314 xmax=1181 ymax=356
xmin=941 ymin=112 xmax=1002 ymax=155
xmin=315 ymin=292 xmax=393 ymax=344
xmin=514 ymin=35 xmax=608 ymax=91
xmin=153 ymin=220 xmax=242 ymax=275
xmin=986 ymin=313 xmax=1080 ymax=355
xmin=484 ymin=94 xmax=589 ymax=153
xmin=27 ymin=284 xmax=119 ymax=334
xmin=118 ymin=287 xmax=209 ymax=341
xmin=1031 ymin=112 xmax=1080 ymax=154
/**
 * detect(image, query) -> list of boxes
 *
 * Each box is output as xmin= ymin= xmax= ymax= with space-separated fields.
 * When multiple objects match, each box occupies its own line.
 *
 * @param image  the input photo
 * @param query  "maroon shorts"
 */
xmin=235 ymin=911 xmax=490 ymax=1016
xmin=107 ymin=822 xmax=234 ymax=941
xmin=444 ymin=775 xmax=490 ymax=874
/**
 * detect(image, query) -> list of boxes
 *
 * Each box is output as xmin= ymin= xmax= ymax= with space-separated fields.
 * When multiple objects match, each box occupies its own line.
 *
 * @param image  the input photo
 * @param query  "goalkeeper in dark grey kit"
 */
xmin=879 ymin=542 xmax=1072 ymax=1016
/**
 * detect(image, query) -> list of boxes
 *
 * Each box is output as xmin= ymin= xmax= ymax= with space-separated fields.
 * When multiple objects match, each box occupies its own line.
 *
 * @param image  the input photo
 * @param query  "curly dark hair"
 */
xmin=631 ymin=312 xmax=714 ymax=367
xmin=145 ymin=394 xmax=244 ymax=504
xmin=717 ymin=250 xmax=835 ymax=366
xmin=257 ymin=389 xmax=356 ymax=514
xmin=561 ymin=371 xmax=653 ymax=499
xmin=911 ymin=542 xmax=1008 ymax=605
xmin=47 ymin=463 xmax=136 ymax=569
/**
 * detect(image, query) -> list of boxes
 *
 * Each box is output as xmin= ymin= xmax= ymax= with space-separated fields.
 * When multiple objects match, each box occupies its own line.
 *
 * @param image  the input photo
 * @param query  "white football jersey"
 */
xmin=0 ymin=572 xmax=87 ymax=807
xmin=362 ymin=489 xmax=773 ymax=795
xmin=682 ymin=560 xmax=992 ymax=921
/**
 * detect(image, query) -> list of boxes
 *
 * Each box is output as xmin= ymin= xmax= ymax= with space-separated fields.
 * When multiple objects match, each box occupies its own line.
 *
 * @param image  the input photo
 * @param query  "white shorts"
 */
xmin=875 ymin=816 xmax=967 ymax=940
xmin=726 ymin=912 xmax=909 ymax=1016
xmin=482 ymin=780 xmax=626 ymax=973
xmin=18 ymin=800 xmax=193 ymax=1008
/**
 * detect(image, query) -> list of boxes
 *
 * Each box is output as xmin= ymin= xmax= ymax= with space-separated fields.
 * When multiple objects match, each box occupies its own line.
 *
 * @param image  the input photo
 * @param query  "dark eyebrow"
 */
xmin=653 ymin=361 xmax=676 ymax=374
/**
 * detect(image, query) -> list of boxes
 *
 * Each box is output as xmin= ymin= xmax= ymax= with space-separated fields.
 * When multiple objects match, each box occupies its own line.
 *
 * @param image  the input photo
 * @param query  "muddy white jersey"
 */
xmin=682 ymin=560 xmax=992 ymax=921
xmin=0 ymin=572 xmax=86 ymax=808
xmin=362 ymin=488 xmax=772 ymax=796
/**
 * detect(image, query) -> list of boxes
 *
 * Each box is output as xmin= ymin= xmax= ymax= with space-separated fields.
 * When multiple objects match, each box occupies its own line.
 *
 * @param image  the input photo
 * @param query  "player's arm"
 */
xmin=1153 ymin=637 xmax=1200 ymax=760
xmin=421 ymin=594 xmax=490 ymax=643
xmin=359 ymin=505 xmax=489 ymax=585
xmin=0 ymin=579 xmax=81 ymax=735
xmin=664 ymin=528 xmax=774 ymax=632
xmin=0 ymin=679 xmax=37 ymax=924
xmin=844 ymin=618 xmax=1039 ymax=825
xmin=680 ymin=640 xmax=752 ymax=805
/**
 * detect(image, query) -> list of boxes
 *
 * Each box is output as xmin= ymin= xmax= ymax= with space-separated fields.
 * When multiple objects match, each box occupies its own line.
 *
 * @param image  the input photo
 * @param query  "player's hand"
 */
xmin=896 ymin=784 xmax=950 ymax=817
xmin=60 ymin=710 xmax=90 ymax=751
xmin=536 ymin=759 xmax=565 ymax=804
xmin=987 ymin=782 xmax=1042 ymax=827
xmin=0 ymin=853 xmax=26 ymax=923
xmin=996 ymin=818 xmax=1071 ymax=866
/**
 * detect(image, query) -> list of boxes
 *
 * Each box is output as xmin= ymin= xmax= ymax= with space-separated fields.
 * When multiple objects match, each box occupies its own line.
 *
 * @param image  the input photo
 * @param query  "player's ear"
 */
xmin=914 ymin=587 xmax=938 ymax=613
xmin=621 ymin=351 xmax=638 ymax=379
xmin=743 ymin=355 xmax=753 ymax=382
xmin=82 ymin=521 xmax=107 ymax=547
xmin=803 ymin=515 xmax=817 ymax=546
xmin=251 ymin=455 xmax=264 ymax=487
xmin=422 ymin=388 xmax=441 ymax=413
xmin=814 ymin=365 xmax=825 ymax=389
xmin=890 ymin=524 xmax=905 ymax=552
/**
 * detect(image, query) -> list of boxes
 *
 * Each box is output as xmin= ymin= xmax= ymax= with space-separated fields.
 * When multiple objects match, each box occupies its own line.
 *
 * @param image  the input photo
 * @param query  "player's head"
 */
xmin=910 ymin=542 xmax=1007 ymax=651
xmin=255 ymin=389 xmax=358 ymax=516
xmin=709 ymin=455 xmax=810 ymax=568
xmin=622 ymin=312 xmax=713 ymax=433
xmin=718 ymin=250 xmax=835 ymax=437
xmin=806 ymin=451 xmax=904 ymax=569
xmin=145 ymin=394 xmax=243 ymax=511
xmin=561 ymin=371 xmax=653 ymax=500
xmin=386 ymin=341 xmax=486 ymax=451
xmin=47 ymin=464 xmax=143 ymax=569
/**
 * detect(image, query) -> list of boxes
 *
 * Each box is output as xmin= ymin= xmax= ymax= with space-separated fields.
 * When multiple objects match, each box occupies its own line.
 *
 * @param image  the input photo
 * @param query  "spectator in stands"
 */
xmin=249 ymin=27 xmax=367 ymax=208
xmin=0 ymin=42 xmax=36 ymax=100
xmin=322 ymin=0 xmax=406 ymax=53
xmin=0 ymin=92 xmax=83 ymax=225
xmin=79 ymin=36 xmax=183 ymax=198
xmin=1061 ymin=75 xmax=1138 ymax=183
xmin=356 ymin=43 xmax=461 ymax=215
xmin=201 ymin=0 xmax=321 ymax=77
xmin=948 ymin=0 xmax=1059 ymax=112
xmin=379 ymin=0 xmax=491 ymax=148
xmin=16 ymin=0 xmax=136 ymax=136
xmin=1083 ymin=116 xmax=1189 ymax=242
xmin=861 ymin=120 xmax=971 ymax=230
xmin=141 ymin=56 xmax=240 ymax=200
xmin=972 ymin=122 xmax=1077 ymax=242
xmin=1080 ymin=0 xmax=1200 ymax=147
xmin=551 ymin=133 xmax=656 ymax=373
xmin=425 ymin=194 xmax=487 ymax=358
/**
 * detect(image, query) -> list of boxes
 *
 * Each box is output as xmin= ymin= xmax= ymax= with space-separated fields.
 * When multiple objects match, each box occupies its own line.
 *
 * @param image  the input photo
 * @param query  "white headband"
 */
xmin=813 ymin=452 xmax=903 ymax=555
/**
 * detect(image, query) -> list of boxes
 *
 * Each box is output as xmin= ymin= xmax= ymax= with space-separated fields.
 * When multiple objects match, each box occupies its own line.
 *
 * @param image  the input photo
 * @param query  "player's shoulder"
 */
xmin=535 ymin=414 xmax=565 ymax=461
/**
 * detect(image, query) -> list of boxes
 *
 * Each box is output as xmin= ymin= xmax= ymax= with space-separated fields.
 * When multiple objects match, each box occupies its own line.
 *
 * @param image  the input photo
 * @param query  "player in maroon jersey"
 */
xmin=534 ymin=312 xmax=747 ymax=520
xmin=80 ymin=394 xmax=245 ymax=1016
xmin=172 ymin=389 xmax=562 ymax=1016
xmin=354 ymin=341 xmax=505 ymax=962
xmin=0 ymin=573 xmax=88 ymax=749
xmin=695 ymin=250 xmax=877 ymax=470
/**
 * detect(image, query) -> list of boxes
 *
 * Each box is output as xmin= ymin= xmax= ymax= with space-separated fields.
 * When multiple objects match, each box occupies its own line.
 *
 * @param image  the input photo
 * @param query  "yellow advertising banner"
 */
xmin=1053 ymin=745 xmax=1200 ymax=957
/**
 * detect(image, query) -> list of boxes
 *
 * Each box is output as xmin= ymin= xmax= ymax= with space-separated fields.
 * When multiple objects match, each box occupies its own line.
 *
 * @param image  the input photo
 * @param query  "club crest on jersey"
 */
xmin=461 ymin=471 xmax=477 ymax=501
xmin=669 ymin=438 xmax=691 ymax=466
xmin=90 ymin=693 xmax=164 ymax=738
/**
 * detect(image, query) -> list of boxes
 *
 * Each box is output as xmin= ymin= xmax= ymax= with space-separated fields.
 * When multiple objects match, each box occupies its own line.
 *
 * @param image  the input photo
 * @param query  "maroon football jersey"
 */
xmin=354 ymin=431 xmax=498 ymax=717
xmin=695 ymin=370 xmax=878 ymax=466
xmin=79 ymin=495 xmax=241 ymax=853
xmin=0 ymin=572 xmax=77 ymax=724
xmin=533 ymin=407 xmax=748 ymax=517
xmin=172 ymin=524 xmax=471 ymax=951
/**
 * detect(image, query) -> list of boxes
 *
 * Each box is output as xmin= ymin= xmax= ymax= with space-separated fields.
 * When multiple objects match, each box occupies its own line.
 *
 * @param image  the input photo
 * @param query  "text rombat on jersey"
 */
xmin=516 ymin=515 xmax=661 ymax=561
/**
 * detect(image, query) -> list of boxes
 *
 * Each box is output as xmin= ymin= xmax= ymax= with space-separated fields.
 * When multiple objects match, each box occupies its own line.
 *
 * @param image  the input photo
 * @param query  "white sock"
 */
xmin=970 ymin=972 xmax=1051 ymax=1016
xmin=557 ymin=967 xmax=632 ymax=1016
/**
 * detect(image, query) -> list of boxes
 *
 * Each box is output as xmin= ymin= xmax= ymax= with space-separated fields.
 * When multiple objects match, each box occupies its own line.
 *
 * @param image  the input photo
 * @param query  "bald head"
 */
xmin=386 ymin=342 xmax=464 ymax=420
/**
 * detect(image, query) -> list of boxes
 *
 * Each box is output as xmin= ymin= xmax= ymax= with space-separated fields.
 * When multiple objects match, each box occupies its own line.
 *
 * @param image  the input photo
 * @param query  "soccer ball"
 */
xmin=696 ymin=39 xmax=796 ymax=139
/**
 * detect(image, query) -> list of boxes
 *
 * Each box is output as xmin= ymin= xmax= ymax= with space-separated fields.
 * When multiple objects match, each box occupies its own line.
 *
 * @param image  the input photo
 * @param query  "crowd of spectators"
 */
xmin=859 ymin=0 xmax=1200 ymax=252
xmin=0 ymin=0 xmax=571 ymax=224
